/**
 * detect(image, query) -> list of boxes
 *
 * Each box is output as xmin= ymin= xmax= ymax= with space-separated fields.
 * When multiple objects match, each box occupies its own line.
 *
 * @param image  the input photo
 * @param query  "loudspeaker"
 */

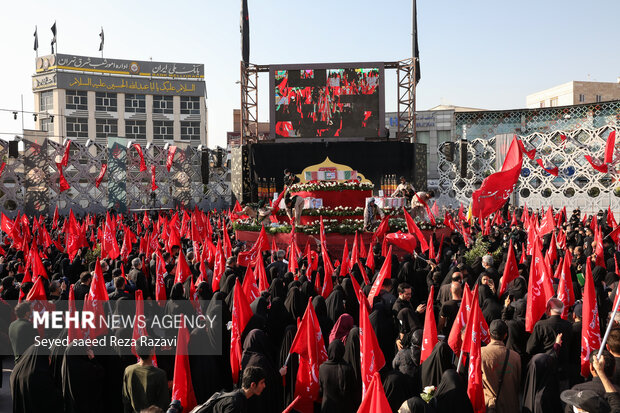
xmin=200 ymin=150 xmax=209 ymax=184
xmin=8 ymin=141 xmax=18 ymax=158
xmin=459 ymin=140 xmax=468 ymax=178
xmin=216 ymin=148 xmax=224 ymax=167
xmin=439 ymin=142 xmax=454 ymax=162
xmin=413 ymin=142 xmax=427 ymax=191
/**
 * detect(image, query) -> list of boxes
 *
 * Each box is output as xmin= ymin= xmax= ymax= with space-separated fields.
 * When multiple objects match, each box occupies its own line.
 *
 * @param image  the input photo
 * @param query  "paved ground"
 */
xmin=0 ymin=359 xmax=13 ymax=412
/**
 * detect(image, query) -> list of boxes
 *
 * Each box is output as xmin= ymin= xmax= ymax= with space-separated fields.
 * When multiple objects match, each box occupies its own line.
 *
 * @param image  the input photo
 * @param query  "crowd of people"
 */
xmin=2 ymin=204 xmax=620 ymax=412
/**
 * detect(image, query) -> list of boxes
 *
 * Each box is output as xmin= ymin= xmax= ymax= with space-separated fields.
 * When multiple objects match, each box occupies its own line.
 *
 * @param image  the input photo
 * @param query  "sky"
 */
xmin=0 ymin=0 xmax=619 ymax=148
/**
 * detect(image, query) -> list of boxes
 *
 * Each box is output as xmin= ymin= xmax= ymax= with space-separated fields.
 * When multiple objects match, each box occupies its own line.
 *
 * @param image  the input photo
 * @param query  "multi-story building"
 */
xmin=31 ymin=53 xmax=207 ymax=148
xmin=526 ymin=79 xmax=620 ymax=109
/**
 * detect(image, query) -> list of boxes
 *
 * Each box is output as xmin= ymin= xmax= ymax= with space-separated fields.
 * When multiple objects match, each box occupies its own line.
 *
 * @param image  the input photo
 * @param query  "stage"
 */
xmin=236 ymin=227 xmax=453 ymax=257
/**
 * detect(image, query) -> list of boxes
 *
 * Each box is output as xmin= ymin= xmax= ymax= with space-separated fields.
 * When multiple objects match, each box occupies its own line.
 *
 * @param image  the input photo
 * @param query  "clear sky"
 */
xmin=0 ymin=0 xmax=618 ymax=148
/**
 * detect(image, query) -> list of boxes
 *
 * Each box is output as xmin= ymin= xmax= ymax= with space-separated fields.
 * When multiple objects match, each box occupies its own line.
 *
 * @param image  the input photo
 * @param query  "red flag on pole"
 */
xmin=95 ymin=163 xmax=107 ymax=188
xmin=155 ymin=249 xmax=167 ymax=304
xmin=57 ymin=163 xmax=70 ymax=192
xmin=384 ymin=231 xmax=417 ymax=253
xmin=132 ymin=143 xmax=147 ymax=172
xmin=83 ymin=259 xmax=109 ymax=339
xmin=498 ymin=239 xmax=519 ymax=297
xmin=403 ymin=207 xmax=429 ymax=252
xmin=289 ymin=298 xmax=328 ymax=406
xmin=60 ymin=139 xmax=72 ymax=168
xmin=465 ymin=297 xmax=486 ymax=413
xmin=538 ymin=207 xmax=555 ymax=236
xmin=174 ymin=249 xmax=192 ymax=284
xmin=359 ymin=297 xmax=386 ymax=394
xmin=604 ymin=130 xmax=616 ymax=164
xmin=231 ymin=278 xmax=253 ymax=385
xmin=171 ymin=319 xmax=197 ymax=411
xmin=241 ymin=266 xmax=260 ymax=303
xmin=420 ymin=285 xmax=438 ymax=363
xmin=166 ymin=145 xmax=177 ymax=172
xmin=557 ymin=250 xmax=575 ymax=320
xmin=367 ymin=246 xmax=392 ymax=306
xmin=581 ymin=257 xmax=601 ymax=377
xmin=472 ymin=136 xmax=522 ymax=219
xmin=448 ymin=283 xmax=471 ymax=354
xmin=525 ymin=239 xmax=555 ymax=332
xmin=212 ymin=241 xmax=225 ymax=291
xmin=357 ymin=372 xmax=392 ymax=413
xmin=150 ymin=164 xmax=158 ymax=191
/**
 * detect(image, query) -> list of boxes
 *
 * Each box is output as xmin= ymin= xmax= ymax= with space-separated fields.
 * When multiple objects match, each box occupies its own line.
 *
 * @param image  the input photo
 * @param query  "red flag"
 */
xmin=289 ymin=298 xmax=328 ymax=405
xmin=610 ymin=225 xmax=620 ymax=245
xmin=384 ymin=231 xmax=417 ymax=253
xmin=166 ymin=145 xmax=177 ymax=172
xmin=403 ymin=207 xmax=429 ymax=252
xmin=171 ymin=319 xmax=197 ymax=411
xmin=547 ymin=231 xmax=558 ymax=264
xmin=1 ymin=213 xmax=14 ymax=236
xmin=472 ymin=136 xmax=522 ymax=219
xmin=67 ymin=286 xmax=84 ymax=341
xmin=557 ymin=250 xmax=575 ymax=320
xmin=150 ymin=164 xmax=158 ymax=191
xmin=366 ymin=239 xmax=376 ymax=274
xmin=444 ymin=211 xmax=456 ymax=230
xmin=174 ymin=249 xmax=192 ymax=285
xmin=608 ymin=206 xmax=618 ymax=229
xmin=95 ymin=163 xmax=107 ymax=188
xmin=448 ymin=284 xmax=471 ymax=354
xmin=242 ymin=266 xmax=260 ymax=303
xmin=155 ymin=249 xmax=167 ymax=303
xmin=585 ymin=155 xmax=609 ymax=173
xmin=57 ymin=163 xmax=70 ymax=192
xmin=60 ymin=139 xmax=72 ymax=168
xmin=538 ymin=207 xmax=555 ymax=236
xmin=359 ymin=296 xmax=386 ymax=393
xmin=212 ymin=241 xmax=225 ymax=291
xmin=604 ymin=130 xmax=616 ymax=164
xmin=535 ymin=158 xmax=559 ymax=176
xmin=581 ymin=257 xmax=601 ymax=377
xmin=517 ymin=138 xmax=536 ymax=160
xmin=498 ymin=239 xmax=519 ymax=297
xmin=367 ymin=246 xmax=392 ymax=306
xmin=25 ymin=274 xmax=47 ymax=301
xmin=372 ymin=215 xmax=390 ymax=242
xmin=595 ymin=225 xmax=605 ymax=268
xmin=357 ymin=372 xmax=392 ymax=413
xmin=132 ymin=290 xmax=148 ymax=357
xmin=349 ymin=232 xmax=360 ymax=273
xmin=83 ymin=259 xmax=109 ymax=339
xmin=414 ymin=193 xmax=436 ymax=226
xmin=340 ymin=240 xmax=350 ymax=277
xmin=254 ymin=251 xmax=269 ymax=292
xmin=52 ymin=205 xmax=59 ymax=229
xmin=132 ymin=143 xmax=147 ymax=172
xmin=238 ymin=226 xmax=269 ymax=267
xmin=420 ymin=285 xmax=438 ymax=363
xmin=465 ymin=295 xmax=485 ymax=413
xmin=525 ymin=239 xmax=555 ymax=332
xmin=120 ymin=229 xmax=132 ymax=263
xmin=231 ymin=278 xmax=253 ymax=385
xmin=461 ymin=285 xmax=490 ymax=354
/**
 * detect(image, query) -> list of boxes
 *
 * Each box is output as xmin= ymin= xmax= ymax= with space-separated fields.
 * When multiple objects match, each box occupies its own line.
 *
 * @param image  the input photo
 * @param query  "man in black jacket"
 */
xmin=526 ymin=298 xmax=573 ymax=389
xmin=195 ymin=366 xmax=266 ymax=413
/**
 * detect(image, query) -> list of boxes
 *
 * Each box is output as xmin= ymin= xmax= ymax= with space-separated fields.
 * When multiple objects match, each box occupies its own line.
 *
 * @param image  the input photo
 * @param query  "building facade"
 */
xmin=32 ymin=54 xmax=207 ymax=148
xmin=526 ymin=80 xmax=620 ymax=109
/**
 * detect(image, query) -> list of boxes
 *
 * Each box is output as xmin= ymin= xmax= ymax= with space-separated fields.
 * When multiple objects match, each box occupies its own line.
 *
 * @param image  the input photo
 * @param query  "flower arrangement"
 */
xmin=289 ymin=180 xmax=374 ymax=192
xmin=420 ymin=386 xmax=435 ymax=403
xmin=276 ymin=206 xmax=364 ymax=217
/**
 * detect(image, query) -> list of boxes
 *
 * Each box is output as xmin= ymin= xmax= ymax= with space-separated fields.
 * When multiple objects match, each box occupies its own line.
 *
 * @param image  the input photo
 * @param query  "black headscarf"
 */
xmin=420 ymin=341 xmax=455 ymax=388
xmin=312 ymin=295 xmax=333 ymax=346
xmin=284 ymin=286 xmax=306 ymax=320
xmin=10 ymin=344 xmax=63 ymax=413
xmin=268 ymin=277 xmax=286 ymax=300
xmin=326 ymin=339 xmax=345 ymax=363
xmin=61 ymin=343 xmax=106 ymax=413
xmin=431 ymin=369 xmax=474 ymax=413
xmin=278 ymin=324 xmax=298 ymax=407
xmin=325 ymin=286 xmax=346 ymax=324
xmin=383 ymin=370 xmax=415 ymax=412
xmin=241 ymin=329 xmax=283 ymax=413
xmin=406 ymin=396 xmax=437 ymax=413
xmin=342 ymin=326 xmax=362 ymax=407
xmin=522 ymin=353 xmax=562 ymax=413
xmin=369 ymin=301 xmax=397 ymax=368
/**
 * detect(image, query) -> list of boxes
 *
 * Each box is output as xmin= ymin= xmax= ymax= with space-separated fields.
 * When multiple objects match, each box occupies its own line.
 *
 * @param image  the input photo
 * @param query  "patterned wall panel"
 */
xmin=438 ymin=99 xmax=620 ymax=214
xmin=0 ymin=138 xmax=231 ymax=218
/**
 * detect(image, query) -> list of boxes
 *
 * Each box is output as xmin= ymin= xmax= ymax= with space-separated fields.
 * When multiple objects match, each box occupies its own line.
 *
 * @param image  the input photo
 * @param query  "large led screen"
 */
xmin=270 ymin=63 xmax=385 ymax=139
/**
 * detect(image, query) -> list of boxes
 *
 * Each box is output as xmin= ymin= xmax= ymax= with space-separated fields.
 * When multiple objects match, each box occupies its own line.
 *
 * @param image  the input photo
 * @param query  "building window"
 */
xmin=579 ymin=94 xmax=585 ymax=102
xmin=40 ymin=91 xmax=53 ymax=112
xmin=66 ymin=117 xmax=88 ymax=138
xmin=539 ymin=101 xmax=545 ymax=108
xmin=153 ymin=121 xmax=174 ymax=141
xmin=66 ymin=90 xmax=88 ymax=110
xmin=96 ymin=119 xmax=118 ymax=139
xmin=437 ymin=130 xmax=452 ymax=144
xmin=125 ymin=94 xmax=146 ymax=113
xmin=125 ymin=120 xmax=146 ymax=139
xmin=41 ymin=118 xmax=52 ymax=132
xmin=596 ymin=95 xmax=602 ymax=102
xmin=153 ymin=95 xmax=173 ymax=114
xmin=180 ymin=121 xmax=200 ymax=140
xmin=95 ymin=92 xmax=117 ymax=112
xmin=550 ymin=97 xmax=558 ymax=107
xmin=180 ymin=96 xmax=200 ymax=114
